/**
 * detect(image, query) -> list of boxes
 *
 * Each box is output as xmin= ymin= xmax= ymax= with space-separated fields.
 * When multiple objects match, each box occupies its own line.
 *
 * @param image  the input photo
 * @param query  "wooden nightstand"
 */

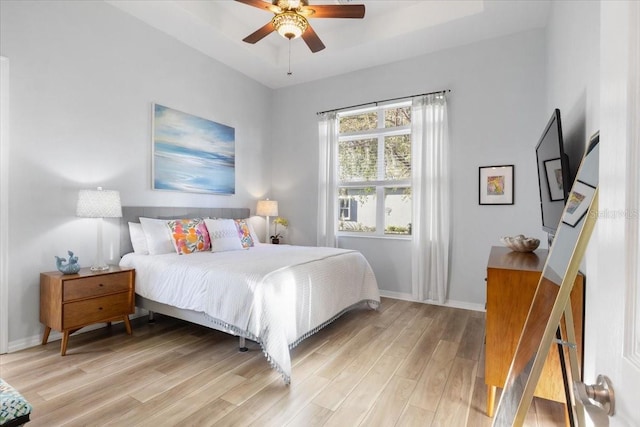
xmin=485 ymin=246 xmax=584 ymax=417
xmin=40 ymin=266 xmax=135 ymax=355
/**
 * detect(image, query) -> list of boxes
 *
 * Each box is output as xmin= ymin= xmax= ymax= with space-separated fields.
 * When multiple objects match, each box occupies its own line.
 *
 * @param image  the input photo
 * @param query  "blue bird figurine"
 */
xmin=55 ymin=251 xmax=81 ymax=274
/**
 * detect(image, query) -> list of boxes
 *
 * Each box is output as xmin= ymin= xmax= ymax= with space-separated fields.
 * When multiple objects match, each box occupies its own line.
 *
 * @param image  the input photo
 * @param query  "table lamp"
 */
xmin=76 ymin=187 xmax=122 ymax=271
xmin=256 ymin=199 xmax=278 ymax=243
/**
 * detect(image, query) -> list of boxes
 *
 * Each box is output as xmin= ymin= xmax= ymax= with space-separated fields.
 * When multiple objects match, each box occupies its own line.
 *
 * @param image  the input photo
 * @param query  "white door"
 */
xmin=591 ymin=1 xmax=640 ymax=425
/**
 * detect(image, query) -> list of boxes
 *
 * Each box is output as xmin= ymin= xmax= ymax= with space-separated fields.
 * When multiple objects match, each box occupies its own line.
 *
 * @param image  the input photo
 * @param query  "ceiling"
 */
xmin=107 ymin=0 xmax=551 ymax=89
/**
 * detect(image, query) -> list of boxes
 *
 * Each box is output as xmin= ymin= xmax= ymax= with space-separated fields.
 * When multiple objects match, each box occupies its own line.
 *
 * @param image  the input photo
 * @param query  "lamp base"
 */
xmin=90 ymin=264 xmax=110 ymax=272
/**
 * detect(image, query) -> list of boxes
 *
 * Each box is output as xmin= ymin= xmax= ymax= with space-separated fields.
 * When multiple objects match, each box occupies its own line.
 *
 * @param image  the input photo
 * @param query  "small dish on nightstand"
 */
xmin=501 ymin=235 xmax=540 ymax=253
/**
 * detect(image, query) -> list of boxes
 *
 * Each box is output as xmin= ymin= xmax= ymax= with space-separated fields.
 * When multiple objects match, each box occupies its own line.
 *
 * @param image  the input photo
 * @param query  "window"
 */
xmin=339 ymin=197 xmax=352 ymax=221
xmin=337 ymin=102 xmax=412 ymax=236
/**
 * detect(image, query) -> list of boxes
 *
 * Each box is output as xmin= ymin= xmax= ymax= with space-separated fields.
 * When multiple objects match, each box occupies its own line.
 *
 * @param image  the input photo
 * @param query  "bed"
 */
xmin=118 ymin=206 xmax=380 ymax=384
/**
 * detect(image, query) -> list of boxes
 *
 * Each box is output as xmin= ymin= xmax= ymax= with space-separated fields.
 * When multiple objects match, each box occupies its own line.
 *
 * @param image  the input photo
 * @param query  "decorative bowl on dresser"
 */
xmin=500 ymin=235 xmax=541 ymax=252
xmin=39 ymin=266 xmax=135 ymax=355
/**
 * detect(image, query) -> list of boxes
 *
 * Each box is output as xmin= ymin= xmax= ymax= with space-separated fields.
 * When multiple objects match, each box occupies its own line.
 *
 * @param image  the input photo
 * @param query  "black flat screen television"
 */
xmin=535 ymin=109 xmax=570 ymax=237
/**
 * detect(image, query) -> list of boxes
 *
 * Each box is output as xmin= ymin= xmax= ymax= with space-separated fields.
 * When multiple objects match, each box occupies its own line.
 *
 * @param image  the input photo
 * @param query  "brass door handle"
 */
xmin=574 ymin=375 xmax=615 ymax=426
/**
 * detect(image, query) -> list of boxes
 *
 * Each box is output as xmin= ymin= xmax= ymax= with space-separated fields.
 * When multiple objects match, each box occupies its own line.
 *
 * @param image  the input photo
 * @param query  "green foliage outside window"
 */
xmin=339 ymin=112 xmax=377 ymax=133
xmin=338 ymin=139 xmax=377 ymax=182
xmin=337 ymin=103 xmax=413 ymax=236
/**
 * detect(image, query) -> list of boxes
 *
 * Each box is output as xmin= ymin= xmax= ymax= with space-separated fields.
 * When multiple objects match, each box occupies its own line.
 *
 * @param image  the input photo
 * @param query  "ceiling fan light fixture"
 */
xmin=276 ymin=0 xmax=306 ymax=11
xmin=272 ymin=12 xmax=308 ymax=40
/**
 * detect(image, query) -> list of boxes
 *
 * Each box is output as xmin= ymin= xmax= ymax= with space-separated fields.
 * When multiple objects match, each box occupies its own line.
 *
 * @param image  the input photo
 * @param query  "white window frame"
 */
xmin=337 ymin=101 xmax=412 ymax=239
xmin=339 ymin=196 xmax=352 ymax=221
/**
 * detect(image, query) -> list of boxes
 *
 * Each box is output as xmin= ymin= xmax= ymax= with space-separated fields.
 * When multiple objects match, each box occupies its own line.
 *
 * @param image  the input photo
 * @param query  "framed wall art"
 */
xmin=562 ymin=180 xmax=596 ymax=227
xmin=544 ymin=158 xmax=565 ymax=201
xmin=152 ymin=103 xmax=235 ymax=195
xmin=479 ymin=164 xmax=514 ymax=205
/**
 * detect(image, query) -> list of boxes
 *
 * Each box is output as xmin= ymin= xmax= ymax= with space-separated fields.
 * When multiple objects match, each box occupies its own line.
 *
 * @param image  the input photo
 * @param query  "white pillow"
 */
xmin=246 ymin=219 xmax=262 ymax=245
xmin=139 ymin=217 xmax=175 ymax=255
xmin=128 ymin=222 xmax=149 ymax=255
xmin=204 ymin=218 xmax=244 ymax=252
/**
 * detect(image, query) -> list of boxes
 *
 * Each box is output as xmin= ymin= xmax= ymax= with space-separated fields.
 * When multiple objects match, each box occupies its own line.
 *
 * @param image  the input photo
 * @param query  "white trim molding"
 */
xmin=625 ymin=0 xmax=640 ymax=368
xmin=378 ymin=290 xmax=485 ymax=312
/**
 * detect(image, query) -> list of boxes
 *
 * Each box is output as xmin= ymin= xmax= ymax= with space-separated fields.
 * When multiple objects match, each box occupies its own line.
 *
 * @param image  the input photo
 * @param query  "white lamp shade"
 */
xmin=256 ymin=199 xmax=278 ymax=217
xmin=76 ymin=188 xmax=122 ymax=218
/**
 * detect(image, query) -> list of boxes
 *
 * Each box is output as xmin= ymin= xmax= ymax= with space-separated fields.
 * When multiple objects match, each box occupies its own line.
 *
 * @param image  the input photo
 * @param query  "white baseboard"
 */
xmin=7 ymin=309 xmax=148 ymax=353
xmin=379 ymin=290 xmax=486 ymax=312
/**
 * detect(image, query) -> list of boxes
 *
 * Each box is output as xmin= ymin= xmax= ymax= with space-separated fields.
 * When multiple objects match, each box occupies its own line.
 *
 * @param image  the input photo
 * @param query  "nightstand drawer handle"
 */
xmin=98 ymin=307 xmax=103 ymax=310
xmin=99 ymin=283 xmax=104 ymax=287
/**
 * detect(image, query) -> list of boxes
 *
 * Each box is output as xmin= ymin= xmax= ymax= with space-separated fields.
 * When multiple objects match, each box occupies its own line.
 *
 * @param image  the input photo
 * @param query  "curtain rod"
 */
xmin=316 ymin=89 xmax=450 ymax=115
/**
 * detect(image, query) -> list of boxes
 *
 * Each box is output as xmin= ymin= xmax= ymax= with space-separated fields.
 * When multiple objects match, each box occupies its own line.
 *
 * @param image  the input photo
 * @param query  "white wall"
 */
xmin=546 ymin=1 xmax=601 ymax=180
xmin=0 ymin=1 xmax=273 ymax=347
xmin=1 ymin=56 xmax=9 ymax=354
xmin=1 ymin=0 xmax=597 ymax=348
xmin=544 ymin=0 xmax=601 ymax=400
xmin=271 ymin=29 xmax=547 ymax=307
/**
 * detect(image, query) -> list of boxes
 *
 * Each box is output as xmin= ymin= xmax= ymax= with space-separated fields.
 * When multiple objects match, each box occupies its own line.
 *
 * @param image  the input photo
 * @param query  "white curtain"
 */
xmin=317 ymin=112 xmax=339 ymax=247
xmin=411 ymin=94 xmax=450 ymax=303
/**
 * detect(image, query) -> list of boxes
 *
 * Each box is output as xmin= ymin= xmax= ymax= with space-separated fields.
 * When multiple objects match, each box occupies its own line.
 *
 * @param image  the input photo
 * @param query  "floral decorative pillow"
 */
xmin=234 ymin=219 xmax=255 ymax=248
xmin=244 ymin=218 xmax=262 ymax=245
xmin=167 ymin=218 xmax=211 ymax=255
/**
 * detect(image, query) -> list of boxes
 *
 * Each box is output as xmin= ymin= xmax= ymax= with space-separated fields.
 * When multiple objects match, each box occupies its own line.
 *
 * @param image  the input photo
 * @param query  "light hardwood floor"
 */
xmin=0 ymin=297 xmax=566 ymax=426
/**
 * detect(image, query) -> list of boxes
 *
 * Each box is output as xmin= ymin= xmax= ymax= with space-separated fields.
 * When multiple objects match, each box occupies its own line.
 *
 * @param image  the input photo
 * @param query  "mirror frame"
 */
xmin=493 ymin=134 xmax=600 ymax=426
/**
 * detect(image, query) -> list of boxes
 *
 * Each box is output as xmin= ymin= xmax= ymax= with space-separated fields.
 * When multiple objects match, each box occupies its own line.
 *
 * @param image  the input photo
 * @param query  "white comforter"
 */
xmin=119 ymin=245 xmax=380 ymax=383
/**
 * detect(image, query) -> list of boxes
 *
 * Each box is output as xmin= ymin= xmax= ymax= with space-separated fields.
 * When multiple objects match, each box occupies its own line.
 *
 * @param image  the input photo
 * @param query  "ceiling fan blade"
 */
xmin=307 ymin=4 xmax=365 ymax=19
xmin=243 ymin=21 xmax=276 ymax=44
xmin=235 ymin=0 xmax=281 ymax=14
xmin=302 ymin=25 xmax=325 ymax=53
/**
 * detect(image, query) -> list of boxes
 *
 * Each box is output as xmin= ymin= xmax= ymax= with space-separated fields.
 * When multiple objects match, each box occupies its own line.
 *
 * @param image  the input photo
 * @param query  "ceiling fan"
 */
xmin=235 ymin=0 xmax=365 ymax=53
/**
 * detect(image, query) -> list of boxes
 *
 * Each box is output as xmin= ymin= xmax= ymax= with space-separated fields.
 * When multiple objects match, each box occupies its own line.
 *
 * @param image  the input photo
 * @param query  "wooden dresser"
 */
xmin=40 ymin=266 xmax=135 ymax=355
xmin=485 ymin=246 xmax=584 ymax=417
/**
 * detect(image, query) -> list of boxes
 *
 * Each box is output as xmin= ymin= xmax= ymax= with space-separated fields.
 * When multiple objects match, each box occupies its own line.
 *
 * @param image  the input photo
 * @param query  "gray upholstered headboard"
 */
xmin=120 ymin=206 xmax=251 ymax=256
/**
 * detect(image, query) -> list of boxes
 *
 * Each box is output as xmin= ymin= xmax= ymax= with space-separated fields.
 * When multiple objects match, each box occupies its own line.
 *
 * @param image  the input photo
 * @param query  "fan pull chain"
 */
xmin=287 ymin=39 xmax=293 ymax=76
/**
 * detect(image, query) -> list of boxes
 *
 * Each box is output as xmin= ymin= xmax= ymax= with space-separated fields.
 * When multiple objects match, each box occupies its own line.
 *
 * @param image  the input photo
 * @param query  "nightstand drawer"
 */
xmin=63 ymin=292 xmax=132 ymax=329
xmin=63 ymin=272 xmax=131 ymax=301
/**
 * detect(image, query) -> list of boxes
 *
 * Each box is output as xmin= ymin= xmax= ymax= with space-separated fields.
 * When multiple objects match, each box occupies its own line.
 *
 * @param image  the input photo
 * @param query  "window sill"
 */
xmin=337 ymin=233 xmax=411 ymax=241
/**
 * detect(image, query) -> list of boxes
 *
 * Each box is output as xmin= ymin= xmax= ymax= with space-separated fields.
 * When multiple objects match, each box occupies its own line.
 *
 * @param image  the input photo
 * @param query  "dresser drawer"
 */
xmin=63 ymin=292 xmax=132 ymax=329
xmin=63 ymin=271 xmax=131 ymax=301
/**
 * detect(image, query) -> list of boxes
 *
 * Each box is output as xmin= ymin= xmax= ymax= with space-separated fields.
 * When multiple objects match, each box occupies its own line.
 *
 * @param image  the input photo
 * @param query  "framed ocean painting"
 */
xmin=152 ymin=103 xmax=235 ymax=194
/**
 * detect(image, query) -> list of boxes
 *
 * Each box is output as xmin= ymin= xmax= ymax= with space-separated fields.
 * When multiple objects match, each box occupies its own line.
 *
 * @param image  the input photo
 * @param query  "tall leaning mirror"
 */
xmin=493 ymin=134 xmax=600 ymax=426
